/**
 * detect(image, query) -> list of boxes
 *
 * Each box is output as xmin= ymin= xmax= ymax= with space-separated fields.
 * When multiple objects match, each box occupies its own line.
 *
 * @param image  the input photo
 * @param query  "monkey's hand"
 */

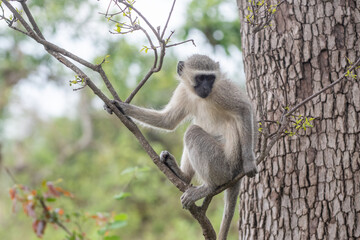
xmin=103 ymin=100 xmax=126 ymax=115
xmin=242 ymin=152 xmax=258 ymax=178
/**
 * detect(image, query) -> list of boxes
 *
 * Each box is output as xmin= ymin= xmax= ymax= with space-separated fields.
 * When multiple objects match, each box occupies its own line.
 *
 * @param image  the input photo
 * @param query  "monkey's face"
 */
xmin=177 ymin=57 xmax=219 ymax=98
xmin=193 ymin=74 xmax=215 ymax=98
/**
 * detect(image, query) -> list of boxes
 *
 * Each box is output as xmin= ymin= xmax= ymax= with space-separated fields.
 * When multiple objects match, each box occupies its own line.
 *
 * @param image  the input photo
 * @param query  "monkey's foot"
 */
xmin=160 ymin=151 xmax=176 ymax=168
xmin=160 ymin=150 xmax=191 ymax=183
xmin=160 ymin=150 xmax=171 ymax=162
xmin=243 ymin=161 xmax=258 ymax=178
xmin=181 ymin=185 xmax=213 ymax=209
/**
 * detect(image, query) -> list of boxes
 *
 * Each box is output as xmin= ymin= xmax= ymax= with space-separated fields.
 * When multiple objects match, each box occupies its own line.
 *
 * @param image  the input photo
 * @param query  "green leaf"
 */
xmin=108 ymin=220 xmax=127 ymax=230
xmin=104 ymin=236 xmax=121 ymax=240
xmin=140 ymin=46 xmax=149 ymax=53
xmin=114 ymin=213 xmax=128 ymax=221
xmin=346 ymin=57 xmax=353 ymax=65
xmin=121 ymin=167 xmax=137 ymax=175
xmin=115 ymin=23 xmax=122 ymax=33
xmin=45 ymin=197 xmax=57 ymax=202
xmin=98 ymin=228 xmax=107 ymax=236
xmin=114 ymin=192 xmax=131 ymax=200
xmin=137 ymin=166 xmax=150 ymax=172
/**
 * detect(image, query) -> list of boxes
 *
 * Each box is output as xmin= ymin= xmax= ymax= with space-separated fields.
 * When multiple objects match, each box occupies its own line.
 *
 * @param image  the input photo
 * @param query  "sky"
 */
xmin=2 ymin=0 xmax=245 ymax=139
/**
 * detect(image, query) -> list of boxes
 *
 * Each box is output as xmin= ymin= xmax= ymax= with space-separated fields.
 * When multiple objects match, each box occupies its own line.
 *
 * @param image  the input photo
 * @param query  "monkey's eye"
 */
xmin=195 ymin=74 xmax=216 ymax=86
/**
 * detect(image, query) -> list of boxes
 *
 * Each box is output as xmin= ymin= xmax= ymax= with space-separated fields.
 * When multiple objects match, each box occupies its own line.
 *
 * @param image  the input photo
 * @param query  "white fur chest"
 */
xmin=192 ymin=99 xmax=233 ymax=137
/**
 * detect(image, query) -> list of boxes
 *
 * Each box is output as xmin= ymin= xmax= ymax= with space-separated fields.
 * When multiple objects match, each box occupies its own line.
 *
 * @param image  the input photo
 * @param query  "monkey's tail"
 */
xmin=218 ymin=180 xmax=241 ymax=240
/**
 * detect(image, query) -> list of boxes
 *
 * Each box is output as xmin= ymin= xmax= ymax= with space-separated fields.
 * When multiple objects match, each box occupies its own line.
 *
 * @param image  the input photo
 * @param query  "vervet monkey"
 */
xmin=105 ymin=54 xmax=258 ymax=239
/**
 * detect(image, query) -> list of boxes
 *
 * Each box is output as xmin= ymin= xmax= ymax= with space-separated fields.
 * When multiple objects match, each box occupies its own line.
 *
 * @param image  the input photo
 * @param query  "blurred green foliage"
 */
xmin=182 ymin=0 xmax=241 ymax=54
xmin=0 ymin=0 xmax=241 ymax=239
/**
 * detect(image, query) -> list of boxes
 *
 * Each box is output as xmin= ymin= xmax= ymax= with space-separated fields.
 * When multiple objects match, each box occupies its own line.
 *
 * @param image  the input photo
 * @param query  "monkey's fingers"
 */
xmin=103 ymin=104 xmax=114 ymax=114
xmin=243 ymin=160 xmax=258 ymax=178
xmin=112 ymin=100 xmax=126 ymax=115
xmin=180 ymin=186 xmax=198 ymax=209
xmin=159 ymin=150 xmax=171 ymax=163
xmin=245 ymin=169 xmax=258 ymax=178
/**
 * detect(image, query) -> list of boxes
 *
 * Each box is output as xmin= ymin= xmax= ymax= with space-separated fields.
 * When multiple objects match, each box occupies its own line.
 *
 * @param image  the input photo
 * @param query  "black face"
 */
xmin=194 ymin=74 xmax=216 ymax=98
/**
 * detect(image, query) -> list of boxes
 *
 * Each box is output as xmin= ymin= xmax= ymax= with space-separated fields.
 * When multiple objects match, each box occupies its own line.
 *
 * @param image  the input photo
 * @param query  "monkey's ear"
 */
xmin=177 ymin=61 xmax=185 ymax=76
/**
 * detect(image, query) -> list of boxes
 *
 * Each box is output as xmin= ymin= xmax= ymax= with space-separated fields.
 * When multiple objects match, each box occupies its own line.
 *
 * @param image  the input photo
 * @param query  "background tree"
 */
xmin=237 ymin=0 xmax=360 ymax=239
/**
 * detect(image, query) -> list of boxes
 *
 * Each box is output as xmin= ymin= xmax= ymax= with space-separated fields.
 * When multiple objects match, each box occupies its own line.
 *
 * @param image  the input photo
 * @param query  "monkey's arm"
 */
xmin=234 ymin=101 xmax=258 ymax=176
xmin=214 ymin=81 xmax=258 ymax=176
xmin=108 ymin=85 xmax=189 ymax=131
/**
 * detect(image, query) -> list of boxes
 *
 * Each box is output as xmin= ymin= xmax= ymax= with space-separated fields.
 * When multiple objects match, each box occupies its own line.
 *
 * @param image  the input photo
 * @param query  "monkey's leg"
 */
xmin=237 ymin=113 xmax=258 ymax=177
xmin=160 ymin=151 xmax=193 ymax=184
xmin=181 ymin=125 xmax=232 ymax=209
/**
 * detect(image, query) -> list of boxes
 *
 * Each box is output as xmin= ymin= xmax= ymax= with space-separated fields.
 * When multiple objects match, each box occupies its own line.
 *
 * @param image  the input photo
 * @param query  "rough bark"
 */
xmin=237 ymin=0 xmax=360 ymax=239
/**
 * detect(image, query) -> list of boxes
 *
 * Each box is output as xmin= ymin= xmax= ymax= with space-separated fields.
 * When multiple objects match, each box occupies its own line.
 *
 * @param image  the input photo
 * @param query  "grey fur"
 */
xmin=107 ymin=54 xmax=258 ymax=240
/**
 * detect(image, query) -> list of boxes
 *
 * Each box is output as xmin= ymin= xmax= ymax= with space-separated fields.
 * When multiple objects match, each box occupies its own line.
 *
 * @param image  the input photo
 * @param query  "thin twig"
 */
xmin=5 ymin=167 xmax=18 ymax=184
xmin=39 ymin=198 xmax=73 ymax=236
xmin=119 ymin=0 xmax=162 ymax=42
xmin=161 ymin=0 xmax=177 ymax=39
xmin=20 ymin=1 xmax=45 ymax=39
xmin=125 ymin=68 xmax=155 ymax=103
xmin=166 ymin=39 xmax=196 ymax=48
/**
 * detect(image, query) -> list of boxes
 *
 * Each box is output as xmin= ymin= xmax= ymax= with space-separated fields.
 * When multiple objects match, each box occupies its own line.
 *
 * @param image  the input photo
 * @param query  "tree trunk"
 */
xmin=237 ymin=1 xmax=360 ymax=239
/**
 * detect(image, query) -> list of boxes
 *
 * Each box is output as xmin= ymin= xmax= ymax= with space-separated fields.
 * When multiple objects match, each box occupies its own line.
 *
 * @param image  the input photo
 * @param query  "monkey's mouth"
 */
xmin=195 ymin=87 xmax=211 ymax=98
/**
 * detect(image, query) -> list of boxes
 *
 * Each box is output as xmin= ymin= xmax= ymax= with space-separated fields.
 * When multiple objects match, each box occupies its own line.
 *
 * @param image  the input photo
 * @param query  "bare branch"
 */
xmin=118 ymin=0 xmax=162 ymax=43
xmin=161 ymin=0 xmax=177 ymax=39
xmin=166 ymin=39 xmax=196 ymax=48
xmin=20 ymin=1 xmax=45 ymax=39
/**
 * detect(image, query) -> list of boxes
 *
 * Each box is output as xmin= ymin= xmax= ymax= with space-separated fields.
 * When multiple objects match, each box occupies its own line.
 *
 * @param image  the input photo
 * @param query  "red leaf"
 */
xmin=46 ymin=182 xmax=60 ymax=197
xmin=32 ymin=219 xmax=47 ymax=238
xmin=26 ymin=202 xmax=36 ymax=218
xmin=9 ymin=188 xmax=16 ymax=200
xmin=55 ymin=208 xmax=64 ymax=216
xmin=9 ymin=188 xmax=17 ymax=212
xmin=55 ymin=187 xmax=74 ymax=198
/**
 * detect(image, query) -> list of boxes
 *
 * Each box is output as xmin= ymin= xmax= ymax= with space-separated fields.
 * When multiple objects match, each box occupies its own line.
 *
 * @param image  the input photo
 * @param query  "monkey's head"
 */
xmin=177 ymin=54 xmax=220 ymax=98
